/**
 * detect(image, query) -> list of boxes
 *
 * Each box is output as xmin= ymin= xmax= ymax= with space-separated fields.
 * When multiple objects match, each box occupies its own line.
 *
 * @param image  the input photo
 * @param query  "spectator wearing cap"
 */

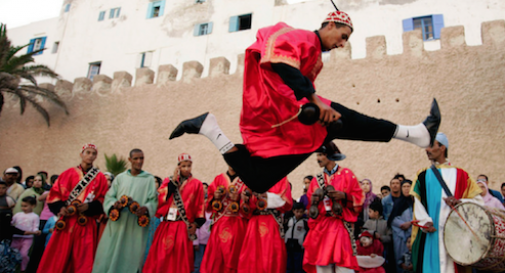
xmin=476 ymin=174 xmax=504 ymax=204
xmin=3 ymin=167 xmax=24 ymax=201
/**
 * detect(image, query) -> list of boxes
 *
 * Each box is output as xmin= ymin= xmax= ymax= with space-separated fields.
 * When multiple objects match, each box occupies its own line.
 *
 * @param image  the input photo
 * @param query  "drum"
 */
xmin=444 ymin=202 xmax=505 ymax=271
xmin=356 ymin=255 xmax=385 ymax=268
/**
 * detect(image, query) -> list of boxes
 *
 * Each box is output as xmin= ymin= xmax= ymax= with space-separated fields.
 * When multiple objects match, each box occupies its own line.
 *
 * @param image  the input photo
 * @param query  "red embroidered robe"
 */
xmin=37 ymin=167 xmax=108 ymax=273
xmin=143 ymin=176 xmax=205 ymax=273
xmin=241 ymin=22 xmax=331 ymax=158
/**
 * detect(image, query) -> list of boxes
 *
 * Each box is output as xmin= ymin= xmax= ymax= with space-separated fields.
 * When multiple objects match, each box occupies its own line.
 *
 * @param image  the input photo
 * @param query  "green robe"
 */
xmin=92 ymin=170 xmax=158 ymax=273
xmin=13 ymin=187 xmax=44 ymax=216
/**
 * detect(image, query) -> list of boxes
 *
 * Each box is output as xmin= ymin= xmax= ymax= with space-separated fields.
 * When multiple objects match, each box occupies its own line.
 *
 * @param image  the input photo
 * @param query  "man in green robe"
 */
xmin=92 ymin=149 xmax=158 ymax=273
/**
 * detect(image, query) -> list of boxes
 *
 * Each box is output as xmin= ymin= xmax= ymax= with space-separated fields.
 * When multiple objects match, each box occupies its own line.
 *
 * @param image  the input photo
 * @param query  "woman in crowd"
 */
xmin=13 ymin=174 xmax=45 ymax=215
xmin=388 ymin=179 xmax=413 ymax=273
xmin=361 ymin=179 xmax=379 ymax=222
xmin=477 ymin=180 xmax=505 ymax=209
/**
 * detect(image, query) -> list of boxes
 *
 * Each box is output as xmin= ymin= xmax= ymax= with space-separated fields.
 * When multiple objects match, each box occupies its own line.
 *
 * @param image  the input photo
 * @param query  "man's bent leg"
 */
xmin=223 ymin=145 xmax=310 ymax=193
xmin=327 ymin=101 xmax=439 ymax=148
xmin=327 ymin=102 xmax=396 ymax=142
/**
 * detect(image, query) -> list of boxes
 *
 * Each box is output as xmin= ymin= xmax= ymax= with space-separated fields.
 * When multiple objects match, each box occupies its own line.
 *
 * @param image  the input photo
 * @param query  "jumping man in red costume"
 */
xmin=37 ymin=144 xmax=109 ymax=273
xmin=170 ymin=9 xmax=441 ymax=193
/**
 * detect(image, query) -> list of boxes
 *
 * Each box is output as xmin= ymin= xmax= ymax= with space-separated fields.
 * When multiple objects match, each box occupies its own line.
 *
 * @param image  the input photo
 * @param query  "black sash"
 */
xmin=66 ymin=167 xmax=100 ymax=205
xmin=430 ymin=164 xmax=453 ymax=197
xmin=171 ymin=178 xmax=197 ymax=241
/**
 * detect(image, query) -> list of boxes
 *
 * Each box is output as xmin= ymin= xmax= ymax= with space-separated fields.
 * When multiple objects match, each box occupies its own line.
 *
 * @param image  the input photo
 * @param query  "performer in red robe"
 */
xmin=170 ymin=10 xmax=441 ymax=194
xmin=143 ymin=153 xmax=205 ymax=273
xmin=237 ymin=177 xmax=293 ymax=273
xmin=303 ymin=142 xmax=364 ymax=273
xmin=37 ymin=144 xmax=109 ymax=273
xmin=201 ymin=167 xmax=250 ymax=273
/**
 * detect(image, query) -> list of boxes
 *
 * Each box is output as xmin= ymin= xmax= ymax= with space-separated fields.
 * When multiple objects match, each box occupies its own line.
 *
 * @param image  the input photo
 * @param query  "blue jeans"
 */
xmin=193 ymin=244 xmax=206 ymax=273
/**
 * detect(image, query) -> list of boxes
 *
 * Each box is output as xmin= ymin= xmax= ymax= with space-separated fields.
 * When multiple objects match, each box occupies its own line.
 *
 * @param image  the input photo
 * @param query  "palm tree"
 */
xmin=0 ymin=23 xmax=68 ymax=126
xmin=104 ymin=154 xmax=128 ymax=177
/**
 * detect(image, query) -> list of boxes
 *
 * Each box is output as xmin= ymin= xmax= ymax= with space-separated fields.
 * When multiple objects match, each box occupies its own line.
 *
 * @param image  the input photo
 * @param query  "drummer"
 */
xmin=410 ymin=133 xmax=483 ymax=273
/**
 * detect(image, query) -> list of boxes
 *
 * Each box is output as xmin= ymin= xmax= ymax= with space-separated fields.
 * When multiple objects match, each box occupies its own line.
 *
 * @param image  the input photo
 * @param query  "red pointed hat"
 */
xmin=178 ymin=153 xmax=192 ymax=163
xmin=359 ymin=230 xmax=374 ymax=238
xmin=323 ymin=11 xmax=354 ymax=32
xmin=82 ymin=143 xmax=97 ymax=153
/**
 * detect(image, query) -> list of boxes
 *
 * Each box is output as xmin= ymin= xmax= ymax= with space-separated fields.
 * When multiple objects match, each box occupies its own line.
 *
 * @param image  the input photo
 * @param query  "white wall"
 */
xmin=7 ymin=0 xmax=505 ymax=84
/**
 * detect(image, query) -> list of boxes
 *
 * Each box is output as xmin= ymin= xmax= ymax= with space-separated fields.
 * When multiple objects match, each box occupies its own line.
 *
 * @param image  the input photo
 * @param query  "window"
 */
xmin=87 ymin=62 xmax=101 ymax=81
xmin=52 ymin=42 xmax=59 ymax=54
xmin=195 ymin=0 xmax=206 ymax=3
xmin=137 ymin=52 xmax=153 ymax=68
xmin=109 ymin=7 xmax=121 ymax=19
xmin=146 ymin=0 xmax=165 ymax=19
xmin=98 ymin=11 xmax=106 ymax=21
xmin=64 ymin=4 xmax=70 ymax=12
xmin=403 ymin=15 xmax=444 ymax=41
xmin=229 ymin=13 xmax=252 ymax=32
xmin=193 ymin=22 xmax=213 ymax=36
xmin=27 ymin=37 xmax=47 ymax=55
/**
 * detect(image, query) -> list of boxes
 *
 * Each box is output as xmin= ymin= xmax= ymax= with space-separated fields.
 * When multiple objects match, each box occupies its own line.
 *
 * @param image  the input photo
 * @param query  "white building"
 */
xmin=7 ymin=0 xmax=505 ymax=83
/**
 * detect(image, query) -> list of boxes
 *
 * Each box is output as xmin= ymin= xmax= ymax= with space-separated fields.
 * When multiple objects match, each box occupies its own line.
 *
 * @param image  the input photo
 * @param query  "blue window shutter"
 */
xmin=207 ymin=22 xmax=213 ymax=34
xmin=402 ymin=18 xmax=414 ymax=32
xmin=39 ymin=37 xmax=47 ymax=55
xmin=432 ymin=14 xmax=444 ymax=39
xmin=109 ymin=9 xmax=115 ymax=19
xmin=159 ymin=0 xmax=166 ymax=17
xmin=194 ymin=24 xmax=201 ymax=36
xmin=27 ymin=39 xmax=35 ymax=53
xmin=116 ymin=7 xmax=121 ymax=17
xmin=65 ymin=4 xmax=70 ymax=12
xmin=98 ymin=11 xmax=105 ymax=21
xmin=229 ymin=16 xmax=239 ymax=32
xmin=146 ymin=2 xmax=154 ymax=19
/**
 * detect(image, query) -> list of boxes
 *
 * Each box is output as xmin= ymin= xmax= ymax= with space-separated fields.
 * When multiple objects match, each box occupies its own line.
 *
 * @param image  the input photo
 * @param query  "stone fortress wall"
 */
xmin=1 ymin=20 xmax=504 ymax=198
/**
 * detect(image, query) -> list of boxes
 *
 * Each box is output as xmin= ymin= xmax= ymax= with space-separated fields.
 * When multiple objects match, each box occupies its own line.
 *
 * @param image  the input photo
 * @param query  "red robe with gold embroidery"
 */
xmin=201 ymin=173 xmax=250 ymax=273
xmin=241 ymin=22 xmax=331 ymax=158
xmin=303 ymin=167 xmax=364 ymax=272
xmin=143 ymin=176 xmax=205 ymax=273
xmin=37 ymin=167 xmax=108 ymax=273
xmin=237 ymin=177 xmax=293 ymax=273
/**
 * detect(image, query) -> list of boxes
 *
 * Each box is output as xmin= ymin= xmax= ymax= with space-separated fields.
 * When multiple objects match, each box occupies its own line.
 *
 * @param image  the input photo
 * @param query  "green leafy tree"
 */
xmin=0 ymin=23 xmax=68 ymax=126
xmin=105 ymin=154 xmax=128 ymax=177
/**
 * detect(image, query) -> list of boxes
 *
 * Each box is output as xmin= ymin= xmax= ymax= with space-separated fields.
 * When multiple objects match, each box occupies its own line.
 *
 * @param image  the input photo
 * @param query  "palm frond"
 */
xmin=7 ymin=44 xmax=30 ymax=62
xmin=19 ymin=65 xmax=59 ymax=79
xmin=104 ymin=154 xmax=128 ymax=177
xmin=19 ymin=85 xmax=69 ymax=114
xmin=2 ymin=88 xmax=34 ymax=117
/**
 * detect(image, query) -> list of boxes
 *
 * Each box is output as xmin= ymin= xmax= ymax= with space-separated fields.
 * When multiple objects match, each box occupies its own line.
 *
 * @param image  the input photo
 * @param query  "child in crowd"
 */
xmin=42 ymin=215 xmax=58 ymax=247
xmin=11 ymin=196 xmax=40 ymax=272
xmin=362 ymin=199 xmax=393 ymax=272
xmin=356 ymin=231 xmax=385 ymax=273
xmin=363 ymin=199 xmax=391 ymax=245
xmin=285 ymin=202 xmax=309 ymax=273
xmin=380 ymin=186 xmax=390 ymax=199
xmin=400 ymin=237 xmax=414 ymax=273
